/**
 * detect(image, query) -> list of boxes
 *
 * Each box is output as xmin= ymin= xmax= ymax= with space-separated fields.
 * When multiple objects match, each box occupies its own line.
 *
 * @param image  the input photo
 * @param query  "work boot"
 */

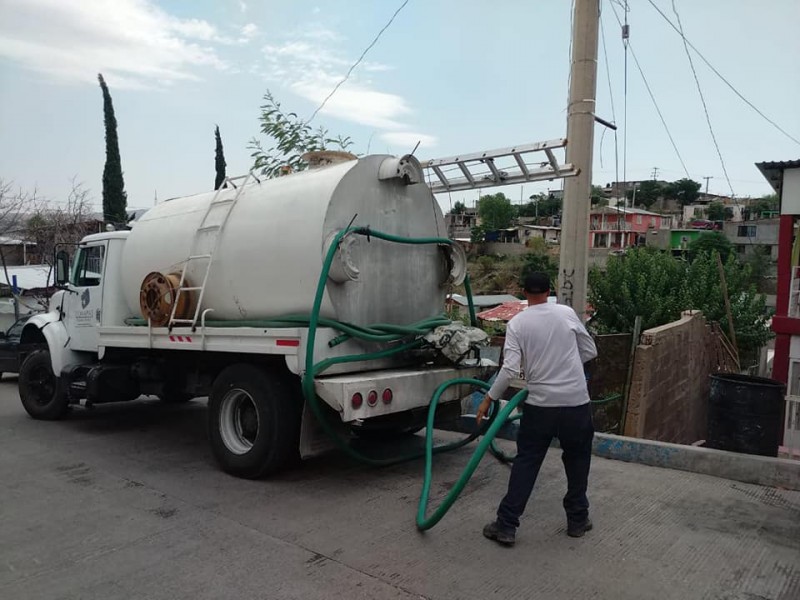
xmin=483 ymin=521 xmax=516 ymax=546
xmin=567 ymin=518 xmax=593 ymax=538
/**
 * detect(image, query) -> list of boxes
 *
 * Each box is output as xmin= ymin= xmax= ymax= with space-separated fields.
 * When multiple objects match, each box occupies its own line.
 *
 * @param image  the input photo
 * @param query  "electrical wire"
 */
xmin=645 ymin=0 xmax=800 ymax=147
xmin=609 ymin=1 xmax=691 ymax=180
xmin=307 ymin=0 xmax=410 ymax=124
xmin=600 ymin=0 xmax=622 ymax=227
xmin=622 ymin=0 xmax=629 ymax=203
xmin=670 ymin=0 xmax=734 ymax=198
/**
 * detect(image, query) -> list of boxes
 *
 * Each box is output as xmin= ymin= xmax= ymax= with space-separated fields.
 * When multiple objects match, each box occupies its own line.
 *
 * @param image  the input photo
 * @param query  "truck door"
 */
xmin=64 ymin=242 xmax=106 ymax=353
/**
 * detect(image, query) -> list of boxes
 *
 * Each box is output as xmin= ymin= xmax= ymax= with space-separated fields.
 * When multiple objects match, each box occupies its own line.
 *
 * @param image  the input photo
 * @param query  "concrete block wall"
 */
xmin=624 ymin=311 xmax=716 ymax=444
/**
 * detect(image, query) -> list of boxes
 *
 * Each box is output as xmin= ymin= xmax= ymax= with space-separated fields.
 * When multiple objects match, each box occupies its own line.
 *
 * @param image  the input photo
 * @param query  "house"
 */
xmin=0 ymin=264 xmax=52 ymax=330
xmin=683 ymin=202 xmax=744 ymax=224
xmin=754 ymin=158 xmax=800 ymax=454
xmin=445 ymin=207 xmax=478 ymax=241
xmin=723 ymin=218 xmax=780 ymax=262
xmin=517 ymin=225 xmax=560 ymax=245
xmin=589 ymin=206 xmax=671 ymax=249
xmin=0 ymin=236 xmax=37 ymax=266
xmin=646 ymin=228 xmax=705 ymax=253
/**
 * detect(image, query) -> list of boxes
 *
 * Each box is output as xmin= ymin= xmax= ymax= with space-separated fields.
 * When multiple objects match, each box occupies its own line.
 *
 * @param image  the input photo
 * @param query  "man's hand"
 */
xmin=476 ymin=395 xmax=493 ymax=425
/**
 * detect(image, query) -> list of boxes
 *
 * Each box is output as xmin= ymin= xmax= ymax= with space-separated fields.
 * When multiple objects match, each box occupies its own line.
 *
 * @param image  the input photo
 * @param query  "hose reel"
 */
xmin=139 ymin=272 xmax=195 ymax=327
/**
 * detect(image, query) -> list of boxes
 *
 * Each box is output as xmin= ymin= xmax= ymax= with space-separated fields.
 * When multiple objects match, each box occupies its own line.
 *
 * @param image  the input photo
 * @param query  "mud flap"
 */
xmin=299 ymin=399 xmax=350 ymax=459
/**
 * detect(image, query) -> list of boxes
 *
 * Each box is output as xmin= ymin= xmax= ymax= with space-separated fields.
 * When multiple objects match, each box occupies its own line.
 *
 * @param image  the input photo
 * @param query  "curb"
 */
xmin=592 ymin=433 xmax=800 ymax=491
xmin=447 ymin=417 xmax=800 ymax=491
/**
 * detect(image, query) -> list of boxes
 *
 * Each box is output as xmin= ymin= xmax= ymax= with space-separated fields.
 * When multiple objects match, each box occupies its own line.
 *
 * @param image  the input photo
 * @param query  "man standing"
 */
xmin=476 ymin=272 xmax=598 ymax=546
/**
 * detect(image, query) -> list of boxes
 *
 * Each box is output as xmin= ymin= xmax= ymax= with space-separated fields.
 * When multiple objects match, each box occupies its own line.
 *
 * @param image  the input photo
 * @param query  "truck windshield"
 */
xmin=71 ymin=245 xmax=105 ymax=287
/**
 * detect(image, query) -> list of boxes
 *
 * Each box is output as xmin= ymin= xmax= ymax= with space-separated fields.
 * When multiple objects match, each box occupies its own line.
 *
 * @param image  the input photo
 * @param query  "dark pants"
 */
xmin=496 ymin=403 xmax=594 ymax=531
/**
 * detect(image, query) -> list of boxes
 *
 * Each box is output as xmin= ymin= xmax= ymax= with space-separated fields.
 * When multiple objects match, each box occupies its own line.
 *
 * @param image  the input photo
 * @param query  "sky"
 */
xmin=1 ymin=0 xmax=799 ymax=215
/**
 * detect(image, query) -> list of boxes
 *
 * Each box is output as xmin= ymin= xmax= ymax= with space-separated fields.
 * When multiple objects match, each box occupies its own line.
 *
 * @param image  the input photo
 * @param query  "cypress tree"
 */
xmin=214 ymin=125 xmax=227 ymax=190
xmin=98 ymin=73 xmax=127 ymax=225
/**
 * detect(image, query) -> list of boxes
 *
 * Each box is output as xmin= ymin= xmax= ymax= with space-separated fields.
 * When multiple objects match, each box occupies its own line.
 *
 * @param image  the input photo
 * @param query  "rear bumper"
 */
xmin=314 ymin=360 xmax=495 ymax=423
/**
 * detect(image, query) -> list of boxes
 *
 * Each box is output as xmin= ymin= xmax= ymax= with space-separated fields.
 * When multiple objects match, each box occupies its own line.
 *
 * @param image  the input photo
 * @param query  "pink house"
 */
xmin=589 ymin=206 xmax=672 ymax=249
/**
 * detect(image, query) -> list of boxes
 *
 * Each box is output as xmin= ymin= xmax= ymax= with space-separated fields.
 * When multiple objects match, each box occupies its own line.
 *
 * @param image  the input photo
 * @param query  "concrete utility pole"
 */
xmin=558 ymin=0 xmax=599 ymax=317
xmin=651 ymin=167 xmax=660 ymax=180
xmin=703 ymin=175 xmax=713 ymax=195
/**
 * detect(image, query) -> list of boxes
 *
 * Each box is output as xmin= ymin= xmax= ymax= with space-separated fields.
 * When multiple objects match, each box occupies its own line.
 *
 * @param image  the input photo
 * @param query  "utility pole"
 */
xmin=703 ymin=175 xmax=713 ymax=196
xmin=558 ymin=0 xmax=599 ymax=317
xmin=651 ymin=166 xmax=659 ymax=180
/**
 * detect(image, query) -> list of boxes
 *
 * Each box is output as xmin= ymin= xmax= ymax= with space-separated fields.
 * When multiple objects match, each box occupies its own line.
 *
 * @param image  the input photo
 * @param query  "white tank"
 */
xmin=121 ymin=155 xmax=464 ymax=327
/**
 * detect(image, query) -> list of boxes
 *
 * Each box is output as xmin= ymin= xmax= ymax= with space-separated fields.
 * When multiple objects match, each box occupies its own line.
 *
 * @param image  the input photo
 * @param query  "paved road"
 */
xmin=1 ymin=378 xmax=798 ymax=600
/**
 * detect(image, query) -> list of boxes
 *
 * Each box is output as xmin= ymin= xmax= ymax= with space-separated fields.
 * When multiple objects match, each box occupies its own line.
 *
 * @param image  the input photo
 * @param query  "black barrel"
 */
xmin=707 ymin=373 xmax=785 ymax=457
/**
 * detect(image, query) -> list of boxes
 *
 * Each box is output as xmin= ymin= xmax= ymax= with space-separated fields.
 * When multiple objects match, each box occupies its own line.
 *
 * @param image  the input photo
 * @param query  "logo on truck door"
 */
xmin=81 ymin=288 xmax=91 ymax=309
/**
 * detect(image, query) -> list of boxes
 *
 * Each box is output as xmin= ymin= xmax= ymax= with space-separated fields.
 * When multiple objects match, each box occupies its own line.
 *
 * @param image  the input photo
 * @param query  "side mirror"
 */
xmin=55 ymin=250 xmax=69 ymax=286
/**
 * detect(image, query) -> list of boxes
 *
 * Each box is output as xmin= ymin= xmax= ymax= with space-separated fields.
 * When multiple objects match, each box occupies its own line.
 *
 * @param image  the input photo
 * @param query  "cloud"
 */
xmin=0 ymin=0 xmax=228 ymax=89
xmin=239 ymin=1 xmax=248 ymax=13
xmin=238 ymin=23 xmax=258 ymax=43
xmin=381 ymin=132 xmax=438 ymax=149
xmin=259 ymin=26 xmax=432 ymax=139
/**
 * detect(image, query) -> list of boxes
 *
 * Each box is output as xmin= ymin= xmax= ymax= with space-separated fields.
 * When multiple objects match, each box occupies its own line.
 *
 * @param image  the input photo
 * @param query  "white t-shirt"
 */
xmin=487 ymin=302 xmax=598 ymax=407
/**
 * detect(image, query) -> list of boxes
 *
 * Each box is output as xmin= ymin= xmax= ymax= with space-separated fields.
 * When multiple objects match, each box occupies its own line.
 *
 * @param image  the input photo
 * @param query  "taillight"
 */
xmin=351 ymin=392 xmax=363 ymax=409
xmin=382 ymin=388 xmax=393 ymax=404
xmin=367 ymin=390 xmax=378 ymax=406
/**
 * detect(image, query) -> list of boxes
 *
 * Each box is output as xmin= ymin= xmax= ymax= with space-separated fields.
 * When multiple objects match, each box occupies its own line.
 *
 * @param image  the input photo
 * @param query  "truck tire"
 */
xmin=208 ymin=364 xmax=300 ymax=479
xmin=19 ymin=349 xmax=70 ymax=420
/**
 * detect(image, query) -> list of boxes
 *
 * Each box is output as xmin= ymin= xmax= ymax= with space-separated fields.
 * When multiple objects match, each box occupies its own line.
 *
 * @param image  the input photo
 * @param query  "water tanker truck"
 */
xmin=16 ymin=152 xmax=492 ymax=478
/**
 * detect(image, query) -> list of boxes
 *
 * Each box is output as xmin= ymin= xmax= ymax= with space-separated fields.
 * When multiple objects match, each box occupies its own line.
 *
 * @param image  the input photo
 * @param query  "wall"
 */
xmin=624 ymin=311 xmax=727 ymax=444
xmin=483 ymin=242 xmax=530 ymax=256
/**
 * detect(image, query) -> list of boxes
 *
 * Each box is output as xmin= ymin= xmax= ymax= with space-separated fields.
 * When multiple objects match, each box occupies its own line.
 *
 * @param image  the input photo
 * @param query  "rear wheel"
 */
xmin=208 ymin=364 xmax=300 ymax=478
xmin=19 ymin=349 xmax=69 ymax=420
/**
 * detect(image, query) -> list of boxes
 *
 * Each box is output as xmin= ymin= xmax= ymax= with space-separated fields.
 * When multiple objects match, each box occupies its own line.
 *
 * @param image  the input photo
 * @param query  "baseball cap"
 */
xmin=523 ymin=272 xmax=551 ymax=294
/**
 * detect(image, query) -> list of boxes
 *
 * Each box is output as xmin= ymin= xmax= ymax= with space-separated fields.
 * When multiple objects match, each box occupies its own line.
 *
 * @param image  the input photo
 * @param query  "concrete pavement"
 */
xmin=1 ymin=378 xmax=798 ymax=600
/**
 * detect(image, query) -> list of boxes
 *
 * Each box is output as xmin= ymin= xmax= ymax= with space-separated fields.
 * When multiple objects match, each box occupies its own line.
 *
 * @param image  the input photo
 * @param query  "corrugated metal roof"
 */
xmin=477 ymin=300 xmax=529 ymax=321
xmin=448 ymin=293 xmax=520 ymax=308
xmin=756 ymin=159 xmax=800 ymax=193
xmin=476 ymin=297 xmax=558 ymax=321
xmin=0 ymin=265 xmax=51 ymax=291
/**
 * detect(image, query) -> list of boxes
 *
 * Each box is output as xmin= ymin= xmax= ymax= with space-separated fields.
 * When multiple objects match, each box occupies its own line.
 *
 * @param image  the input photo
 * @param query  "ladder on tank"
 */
xmin=168 ymin=173 xmax=259 ymax=331
xmin=421 ymin=138 xmax=578 ymax=194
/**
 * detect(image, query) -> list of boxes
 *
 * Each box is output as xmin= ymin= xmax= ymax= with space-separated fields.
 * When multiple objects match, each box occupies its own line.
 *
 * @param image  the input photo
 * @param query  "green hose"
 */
xmin=417 ymin=382 xmax=527 ymax=530
xmin=299 ymin=226 xmax=492 ymax=467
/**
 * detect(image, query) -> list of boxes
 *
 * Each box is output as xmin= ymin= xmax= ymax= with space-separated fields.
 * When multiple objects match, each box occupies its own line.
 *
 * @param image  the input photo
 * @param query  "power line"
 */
xmin=622 ymin=0 xmax=629 ymax=197
xmin=307 ymin=0 xmax=410 ymax=124
xmin=670 ymin=0 xmax=734 ymax=197
xmin=599 ymin=1 xmax=620 ymax=199
xmin=645 ymin=0 xmax=800 ymax=147
xmin=609 ymin=1 xmax=691 ymax=179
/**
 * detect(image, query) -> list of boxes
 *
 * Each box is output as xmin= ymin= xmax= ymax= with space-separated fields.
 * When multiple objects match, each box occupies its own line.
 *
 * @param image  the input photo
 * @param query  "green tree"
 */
xmin=591 ymin=185 xmax=605 ymax=206
xmin=249 ymin=90 xmax=353 ymax=178
xmin=687 ymin=232 xmax=733 ymax=262
xmin=470 ymin=224 xmax=486 ymax=243
xmin=478 ymin=193 xmax=515 ymax=230
xmin=588 ymin=248 xmax=687 ymax=333
xmin=683 ymin=252 xmax=771 ymax=363
xmin=751 ymin=194 xmax=779 ymax=217
xmin=518 ymin=193 xmax=562 ymax=218
xmin=588 ymin=247 xmax=771 ymax=365
xmin=626 ymin=180 xmax=664 ymax=209
xmin=98 ymin=73 xmax=127 ymax=225
xmin=706 ymin=201 xmax=725 ymax=221
xmin=214 ymin=125 xmax=227 ymax=190
xmin=664 ymin=178 xmax=702 ymax=206
xmin=452 ymin=200 xmax=466 ymax=215
xmin=521 ymin=251 xmax=558 ymax=284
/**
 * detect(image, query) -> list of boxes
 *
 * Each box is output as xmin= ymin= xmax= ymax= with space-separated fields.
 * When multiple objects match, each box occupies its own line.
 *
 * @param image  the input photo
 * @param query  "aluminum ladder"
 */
xmin=168 ymin=173 xmax=258 ymax=331
xmin=421 ymin=138 xmax=578 ymax=194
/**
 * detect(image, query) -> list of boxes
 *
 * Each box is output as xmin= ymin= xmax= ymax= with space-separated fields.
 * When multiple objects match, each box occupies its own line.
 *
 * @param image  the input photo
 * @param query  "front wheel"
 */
xmin=208 ymin=364 xmax=300 ymax=479
xmin=19 ymin=349 xmax=70 ymax=420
